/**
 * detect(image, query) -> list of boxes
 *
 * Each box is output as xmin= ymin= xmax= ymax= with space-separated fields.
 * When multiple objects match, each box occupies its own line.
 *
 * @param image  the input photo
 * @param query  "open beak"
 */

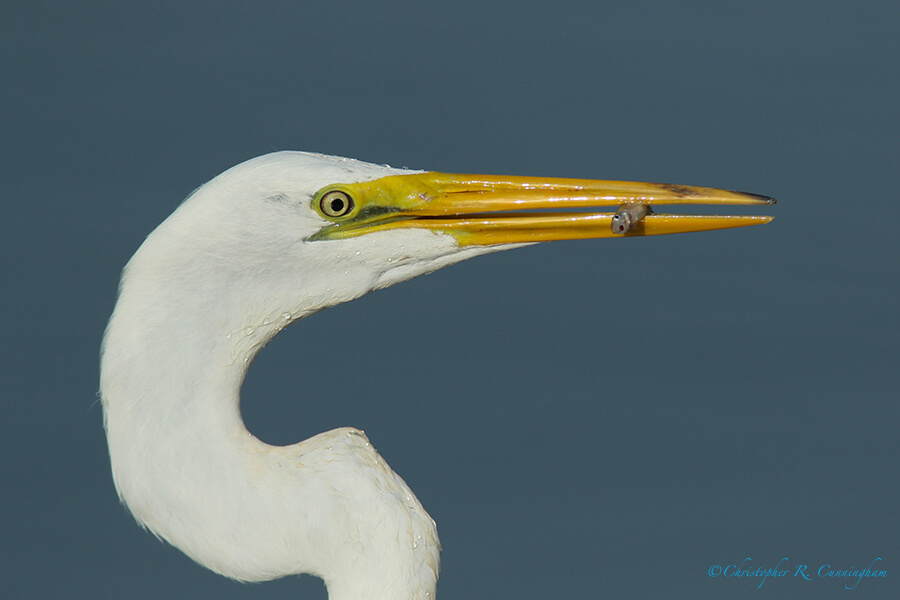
xmin=310 ymin=172 xmax=775 ymax=245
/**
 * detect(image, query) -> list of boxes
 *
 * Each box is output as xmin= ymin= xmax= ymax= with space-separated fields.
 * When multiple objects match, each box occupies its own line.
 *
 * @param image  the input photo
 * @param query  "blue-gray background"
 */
xmin=2 ymin=2 xmax=897 ymax=599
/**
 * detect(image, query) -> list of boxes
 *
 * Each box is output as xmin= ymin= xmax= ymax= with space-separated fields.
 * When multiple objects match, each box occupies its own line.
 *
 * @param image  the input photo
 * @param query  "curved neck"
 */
xmin=100 ymin=272 xmax=439 ymax=599
xmin=101 ymin=289 xmax=276 ymax=572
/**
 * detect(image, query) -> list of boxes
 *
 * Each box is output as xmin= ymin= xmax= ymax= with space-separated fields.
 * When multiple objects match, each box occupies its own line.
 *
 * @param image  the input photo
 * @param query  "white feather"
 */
xmin=100 ymin=152 xmax=512 ymax=599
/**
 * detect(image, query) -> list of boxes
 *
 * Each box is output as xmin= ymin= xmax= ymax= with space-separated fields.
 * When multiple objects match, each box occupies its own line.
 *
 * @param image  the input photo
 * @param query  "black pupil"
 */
xmin=330 ymin=198 xmax=345 ymax=213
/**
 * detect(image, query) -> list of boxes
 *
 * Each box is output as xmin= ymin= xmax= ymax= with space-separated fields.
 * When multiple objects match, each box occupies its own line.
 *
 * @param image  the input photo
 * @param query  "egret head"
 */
xmin=122 ymin=151 xmax=773 ymax=339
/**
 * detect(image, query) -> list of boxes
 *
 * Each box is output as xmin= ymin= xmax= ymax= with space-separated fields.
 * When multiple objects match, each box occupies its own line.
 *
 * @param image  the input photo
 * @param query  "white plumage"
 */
xmin=101 ymin=152 xmax=773 ymax=599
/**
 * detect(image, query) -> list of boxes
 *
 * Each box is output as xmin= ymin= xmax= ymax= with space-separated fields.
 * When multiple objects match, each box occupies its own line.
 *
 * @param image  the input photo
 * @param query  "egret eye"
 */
xmin=320 ymin=190 xmax=354 ymax=218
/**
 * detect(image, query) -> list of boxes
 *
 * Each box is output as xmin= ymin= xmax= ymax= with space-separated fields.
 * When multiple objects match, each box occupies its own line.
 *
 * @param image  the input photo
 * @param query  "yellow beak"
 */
xmin=310 ymin=172 xmax=775 ymax=245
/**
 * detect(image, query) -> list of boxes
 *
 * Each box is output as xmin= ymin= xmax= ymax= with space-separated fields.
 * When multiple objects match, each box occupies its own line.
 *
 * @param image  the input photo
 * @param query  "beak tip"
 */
xmin=739 ymin=190 xmax=777 ymax=205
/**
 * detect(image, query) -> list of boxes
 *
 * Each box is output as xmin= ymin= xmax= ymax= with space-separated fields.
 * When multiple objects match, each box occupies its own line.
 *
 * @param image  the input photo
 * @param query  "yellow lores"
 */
xmin=310 ymin=171 xmax=775 ymax=245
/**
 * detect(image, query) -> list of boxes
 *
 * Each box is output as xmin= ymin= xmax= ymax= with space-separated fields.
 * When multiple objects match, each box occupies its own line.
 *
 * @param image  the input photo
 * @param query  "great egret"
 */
xmin=100 ymin=152 xmax=773 ymax=599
